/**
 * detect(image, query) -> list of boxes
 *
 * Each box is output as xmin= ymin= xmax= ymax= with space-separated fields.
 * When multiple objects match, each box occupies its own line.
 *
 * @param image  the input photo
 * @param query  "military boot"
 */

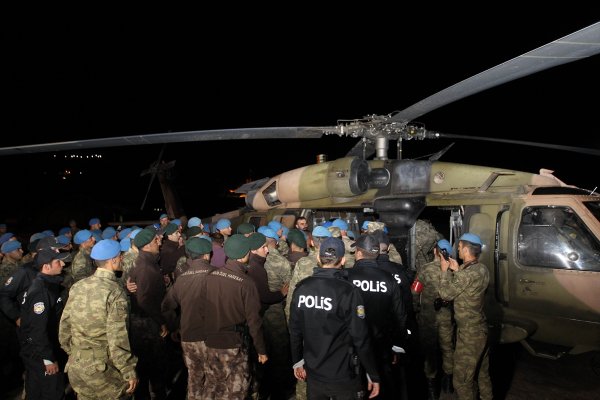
xmin=427 ymin=378 xmax=438 ymax=400
xmin=441 ymin=373 xmax=454 ymax=394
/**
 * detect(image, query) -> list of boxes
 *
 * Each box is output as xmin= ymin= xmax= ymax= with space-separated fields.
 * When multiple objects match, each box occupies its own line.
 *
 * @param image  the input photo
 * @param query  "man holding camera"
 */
xmin=438 ymin=233 xmax=492 ymax=400
xmin=414 ymin=239 xmax=456 ymax=400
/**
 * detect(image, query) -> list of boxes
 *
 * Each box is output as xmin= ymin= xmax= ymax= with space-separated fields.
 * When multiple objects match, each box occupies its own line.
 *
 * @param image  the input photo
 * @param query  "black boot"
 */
xmin=441 ymin=373 xmax=454 ymax=394
xmin=427 ymin=378 xmax=438 ymax=400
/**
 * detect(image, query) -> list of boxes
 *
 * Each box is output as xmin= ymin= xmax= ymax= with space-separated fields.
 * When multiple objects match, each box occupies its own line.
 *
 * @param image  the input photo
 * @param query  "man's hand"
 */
xmin=293 ymin=366 xmax=306 ymax=381
xmin=367 ymin=381 xmax=380 ymax=398
xmin=15 ymin=317 xmax=21 ymax=327
xmin=159 ymin=324 xmax=169 ymax=338
xmin=126 ymin=277 xmax=137 ymax=293
xmin=126 ymin=378 xmax=139 ymax=394
xmin=280 ymin=282 xmax=290 ymax=296
xmin=45 ymin=362 xmax=59 ymax=375
xmin=258 ymin=354 xmax=268 ymax=364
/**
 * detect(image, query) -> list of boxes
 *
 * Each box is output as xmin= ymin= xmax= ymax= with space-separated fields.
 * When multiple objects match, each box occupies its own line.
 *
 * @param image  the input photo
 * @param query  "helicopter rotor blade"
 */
xmin=140 ymin=145 xmax=166 ymax=211
xmin=0 ymin=127 xmax=327 ymax=156
xmin=437 ymin=133 xmax=600 ymax=156
xmin=345 ymin=21 xmax=600 ymax=159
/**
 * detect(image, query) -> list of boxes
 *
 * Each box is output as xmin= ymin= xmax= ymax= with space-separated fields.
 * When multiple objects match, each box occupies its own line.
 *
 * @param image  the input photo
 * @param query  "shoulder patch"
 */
xmin=33 ymin=302 xmax=45 ymax=314
xmin=356 ymin=305 xmax=365 ymax=319
xmin=4 ymin=277 xmax=12 ymax=286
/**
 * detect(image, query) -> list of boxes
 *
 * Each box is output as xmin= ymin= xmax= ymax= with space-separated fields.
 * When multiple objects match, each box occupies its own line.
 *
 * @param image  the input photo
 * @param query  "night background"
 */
xmin=1 ymin=11 xmax=599 ymax=236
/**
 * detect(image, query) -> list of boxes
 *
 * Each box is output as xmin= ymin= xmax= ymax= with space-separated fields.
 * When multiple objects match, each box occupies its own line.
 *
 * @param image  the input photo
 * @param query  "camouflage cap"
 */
xmin=185 ymin=237 xmax=212 ymax=255
xmin=224 ymin=234 xmax=251 ymax=259
xmin=328 ymin=226 xmax=341 ymax=238
xmin=366 ymin=221 xmax=386 ymax=233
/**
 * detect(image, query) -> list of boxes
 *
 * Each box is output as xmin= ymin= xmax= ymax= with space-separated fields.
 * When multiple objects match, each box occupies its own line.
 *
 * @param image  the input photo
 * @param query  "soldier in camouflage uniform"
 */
xmin=366 ymin=221 xmax=404 ymax=264
xmin=438 ymin=233 xmax=492 ymax=400
xmin=261 ymin=228 xmax=295 ymax=398
xmin=285 ymin=225 xmax=332 ymax=400
xmin=66 ymin=230 xmax=96 ymax=289
xmin=59 ymin=239 xmax=138 ymax=399
xmin=416 ymin=239 xmax=455 ymax=400
xmin=0 ymin=240 xmax=23 ymax=284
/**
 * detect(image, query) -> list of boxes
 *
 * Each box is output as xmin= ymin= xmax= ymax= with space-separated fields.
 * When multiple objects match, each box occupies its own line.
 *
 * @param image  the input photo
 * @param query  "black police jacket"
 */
xmin=0 ymin=260 xmax=38 ymax=322
xmin=289 ymin=267 xmax=380 ymax=384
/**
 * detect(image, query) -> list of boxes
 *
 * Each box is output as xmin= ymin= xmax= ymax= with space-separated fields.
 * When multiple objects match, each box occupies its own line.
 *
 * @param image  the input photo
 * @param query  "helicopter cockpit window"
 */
xmin=262 ymin=181 xmax=281 ymax=207
xmin=583 ymin=200 xmax=600 ymax=224
xmin=518 ymin=206 xmax=600 ymax=271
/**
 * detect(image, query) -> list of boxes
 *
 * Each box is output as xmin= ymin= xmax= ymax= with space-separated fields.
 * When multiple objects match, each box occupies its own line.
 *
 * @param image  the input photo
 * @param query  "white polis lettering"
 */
xmin=394 ymin=274 xmax=402 ymax=284
xmin=297 ymin=295 xmax=333 ymax=311
xmin=352 ymin=280 xmax=388 ymax=293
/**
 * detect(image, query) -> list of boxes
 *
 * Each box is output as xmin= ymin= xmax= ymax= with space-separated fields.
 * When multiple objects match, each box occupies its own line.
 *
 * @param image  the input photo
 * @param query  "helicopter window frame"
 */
xmin=517 ymin=206 xmax=600 ymax=271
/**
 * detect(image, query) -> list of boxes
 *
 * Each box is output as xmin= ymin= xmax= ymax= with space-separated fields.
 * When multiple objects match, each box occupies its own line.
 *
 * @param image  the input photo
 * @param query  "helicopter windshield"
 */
xmin=583 ymin=200 xmax=600 ymax=224
xmin=518 ymin=206 xmax=600 ymax=271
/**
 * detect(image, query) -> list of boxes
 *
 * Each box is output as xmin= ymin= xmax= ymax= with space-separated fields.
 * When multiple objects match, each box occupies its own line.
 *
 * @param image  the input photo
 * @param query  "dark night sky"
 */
xmin=2 ymin=11 xmax=600 ymax=233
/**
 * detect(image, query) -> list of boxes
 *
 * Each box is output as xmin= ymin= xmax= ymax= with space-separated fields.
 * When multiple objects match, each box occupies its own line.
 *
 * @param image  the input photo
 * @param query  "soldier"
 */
xmin=289 ymin=237 xmax=381 ymax=399
xmin=120 ymin=228 xmax=141 ymax=286
xmin=366 ymin=221 xmax=403 ymax=264
xmin=331 ymin=218 xmax=356 ymax=268
xmin=19 ymin=249 xmax=70 ymax=400
xmin=68 ymin=229 xmax=96 ymax=286
xmin=415 ymin=239 xmax=456 ymax=400
xmin=0 ymin=240 xmax=23 ymax=284
xmin=202 ymin=234 xmax=268 ymax=399
xmin=285 ymin=229 xmax=308 ymax=270
xmin=438 ymin=233 xmax=492 ymax=400
xmin=161 ymin=237 xmax=214 ymax=399
xmin=60 ymin=239 xmax=138 ymax=399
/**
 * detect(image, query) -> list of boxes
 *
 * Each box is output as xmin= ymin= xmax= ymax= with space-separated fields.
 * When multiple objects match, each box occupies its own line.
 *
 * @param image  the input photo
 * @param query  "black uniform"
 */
xmin=289 ymin=267 xmax=380 ymax=399
xmin=0 ymin=260 xmax=38 ymax=323
xmin=346 ymin=258 xmax=406 ymax=399
xmin=20 ymin=273 xmax=66 ymax=399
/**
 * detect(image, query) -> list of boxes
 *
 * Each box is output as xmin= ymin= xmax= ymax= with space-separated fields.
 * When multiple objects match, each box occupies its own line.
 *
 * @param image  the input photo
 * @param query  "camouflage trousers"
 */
xmin=65 ymin=350 xmax=129 ymax=399
xmin=181 ymin=341 xmax=206 ymax=400
xmin=199 ymin=341 xmax=250 ymax=400
xmin=418 ymin=308 xmax=454 ymax=379
xmin=453 ymin=325 xmax=492 ymax=400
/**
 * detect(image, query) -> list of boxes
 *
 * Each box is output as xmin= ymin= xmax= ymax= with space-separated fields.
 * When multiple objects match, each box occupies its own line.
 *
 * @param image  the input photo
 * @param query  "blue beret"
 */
xmin=267 ymin=221 xmax=282 ymax=232
xmin=347 ymin=231 xmax=356 ymax=239
xmin=261 ymin=227 xmax=279 ymax=242
xmin=89 ymin=217 xmax=100 ymax=226
xmin=59 ymin=227 xmax=71 ymax=236
xmin=102 ymin=227 xmax=117 ymax=240
xmin=1 ymin=240 xmax=21 ymax=253
xmin=322 ymin=221 xmax=333 ymax=228
xmin=319 ymin=237 xmax=345 ymax=258
xmin=42 ymin=230 xmax=54 ymax=237
xmin=0 ymin=232 xmax=15 ymax=245
xmin=215 ymin=218 xmax=231 ymax=230
xmin=361 ymin=221 xmax=370 ymax=230
xmin=91 ymin=239 xmax=121 ymax=261
xmin=129 ymin=228 xmax=142 ymax=239
xmin=171 ymin=219 xmax=181 ymax=227
xmin=118 ymin=228 xmax=132 ymax=240
xmin=332 ymin=219 xmax=349 ymax=231
xmin=459 ymin=233 xmax=483 ymax=246
xmin=312 ymin=226 xmax=331 ymax=238
xmin=159 ymin=213 xmax=168 ymax=220
xmin=57 ymin=235 xmax=71 ymax=246
xmin=73 ymin=229 xmax=92 ymax=245
xmin=202 ymin=223 xmax=211 ymax=233
xmin=188 ymin=217 xmax=202 ymax=228
xmin=120 ymin=238 xmax=131 ymax=252
xmin=281 ymin=226 xmax=289 ymax=237
xmin=437 ymin=239 xmax=453 ymax=255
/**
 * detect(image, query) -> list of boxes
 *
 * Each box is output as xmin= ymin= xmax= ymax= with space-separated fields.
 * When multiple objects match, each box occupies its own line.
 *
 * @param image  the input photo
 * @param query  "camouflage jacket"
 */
xmin=0 ymin=258 xmax=21 ymax=285
xmin=264 ymin=247 xmax=292 ymax=292
xmin=59 ymin=268 xmax=137 ymax=381
xmin=70 ymin=247 xmax=94 ymax=283
xmin=120 ymin=248 xmax=139 ymax=285
xmin=438 ymin=260 xmax=489 ymax=329
xmin=285 ymin=250 xmax=317 ymax=320
xmin=342 ymin=236 xmax=355 ymax=268
xmin=416 ymin=259 xmax=444 ymax=315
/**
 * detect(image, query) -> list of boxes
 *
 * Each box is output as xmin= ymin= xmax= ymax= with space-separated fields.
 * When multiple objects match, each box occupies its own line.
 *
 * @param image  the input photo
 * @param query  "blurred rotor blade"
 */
xmin=0 ymin=127 xmax=327 ymax=156
xmin=140 ymin=145 xmax=166 ymax=211
xmin=438 ymin=133 xmax=600 ymax=156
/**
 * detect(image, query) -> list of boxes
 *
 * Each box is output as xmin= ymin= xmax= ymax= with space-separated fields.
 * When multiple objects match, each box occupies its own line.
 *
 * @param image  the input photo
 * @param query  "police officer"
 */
xmin=289 ymin=237 xmax=380 ymax=399
xmin=347 ymin=233 xmax=407 ymax=399
xmin=20 ymin=249 xmax=70 ymax=400
xmin=438 ymin=233 xmax=492 ymax=400
xmin=416 ymin=239 xmax=456 ymax=400
xmin=161 ymin=237 xmax=214 ymax=399
xmin=59 ymin=239 xmax=138 ymax=399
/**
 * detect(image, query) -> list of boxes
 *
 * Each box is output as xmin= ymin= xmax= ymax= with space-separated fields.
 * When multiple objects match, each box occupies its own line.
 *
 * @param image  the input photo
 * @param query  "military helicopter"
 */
xmin=1 ymin=20 xmax=600 ymax=359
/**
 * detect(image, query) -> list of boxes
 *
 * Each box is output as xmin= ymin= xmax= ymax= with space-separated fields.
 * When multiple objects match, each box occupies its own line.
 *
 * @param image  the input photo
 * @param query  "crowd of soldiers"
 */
xmin=0 ymin=214 xmax=492 ymax=400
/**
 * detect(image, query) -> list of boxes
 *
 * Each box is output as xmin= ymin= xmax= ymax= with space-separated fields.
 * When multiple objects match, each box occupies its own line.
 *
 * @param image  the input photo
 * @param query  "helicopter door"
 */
xmin=511 ymin=204 xmax=600 ymax=348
